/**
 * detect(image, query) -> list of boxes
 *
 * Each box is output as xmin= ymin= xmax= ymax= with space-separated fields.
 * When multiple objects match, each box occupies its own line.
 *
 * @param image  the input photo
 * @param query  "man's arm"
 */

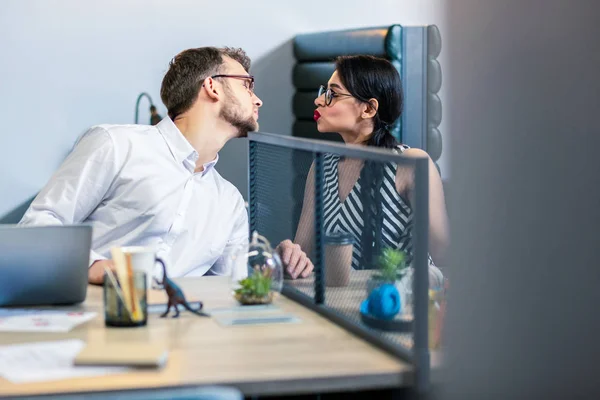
xmin=210 ymin=194 xmax=249 ymax=279
xmin=19 ymin=126 xmax=120 ymax=279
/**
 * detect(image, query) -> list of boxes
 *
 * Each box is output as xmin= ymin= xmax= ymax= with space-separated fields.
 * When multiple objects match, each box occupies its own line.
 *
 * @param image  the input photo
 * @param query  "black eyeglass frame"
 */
xmin=211 ymin=74 xmax=255 ymax=92
xmin=318 ymin=85 xmax=353 ymax=106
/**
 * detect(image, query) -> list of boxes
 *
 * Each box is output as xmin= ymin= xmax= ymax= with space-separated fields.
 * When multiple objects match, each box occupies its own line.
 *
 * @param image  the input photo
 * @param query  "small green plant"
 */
xmin=376 ymin=248 xmax=407 ymax=282
xmin=234 ymin=265 xmax=274 ymax=305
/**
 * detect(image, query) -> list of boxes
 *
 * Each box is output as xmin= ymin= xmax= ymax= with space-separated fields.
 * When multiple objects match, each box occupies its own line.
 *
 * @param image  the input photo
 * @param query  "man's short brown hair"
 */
xmin=160 ymin=47 xmax=251 ymax=119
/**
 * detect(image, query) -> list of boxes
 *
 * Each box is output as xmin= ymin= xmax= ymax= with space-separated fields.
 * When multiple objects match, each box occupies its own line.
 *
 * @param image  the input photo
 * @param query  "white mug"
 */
xmin=118 ymin=247 xmax=165 ymax=289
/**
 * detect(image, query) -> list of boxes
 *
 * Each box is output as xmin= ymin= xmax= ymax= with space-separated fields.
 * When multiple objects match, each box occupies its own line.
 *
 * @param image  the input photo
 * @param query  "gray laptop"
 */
xmin=0 ymin=225 xmax=92 ymax=306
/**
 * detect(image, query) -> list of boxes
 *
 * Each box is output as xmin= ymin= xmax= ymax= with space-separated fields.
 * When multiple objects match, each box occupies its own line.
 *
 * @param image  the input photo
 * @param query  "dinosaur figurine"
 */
xmin=156 ymin=259 xmax=210 ymax=318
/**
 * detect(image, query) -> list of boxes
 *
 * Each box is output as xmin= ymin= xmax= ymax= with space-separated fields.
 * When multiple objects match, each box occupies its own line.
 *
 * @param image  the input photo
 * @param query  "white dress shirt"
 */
xmin=20 ymin=117 xmax=248 ymax=278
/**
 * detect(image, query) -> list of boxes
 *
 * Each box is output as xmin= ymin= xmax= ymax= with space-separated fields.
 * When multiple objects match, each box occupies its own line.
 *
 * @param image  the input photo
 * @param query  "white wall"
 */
xmin=0 ymin=0 xmax=446 ymax=217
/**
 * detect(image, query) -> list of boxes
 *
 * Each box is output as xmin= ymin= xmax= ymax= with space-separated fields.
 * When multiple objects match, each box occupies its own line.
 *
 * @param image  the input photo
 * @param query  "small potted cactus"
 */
xmin=366 ymin=248 xmax=412 ymax=313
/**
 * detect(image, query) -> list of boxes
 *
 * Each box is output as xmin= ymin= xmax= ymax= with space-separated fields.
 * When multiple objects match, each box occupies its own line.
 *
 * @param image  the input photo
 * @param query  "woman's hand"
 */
xmin=276 ymin=240 xmax=314 ymax=279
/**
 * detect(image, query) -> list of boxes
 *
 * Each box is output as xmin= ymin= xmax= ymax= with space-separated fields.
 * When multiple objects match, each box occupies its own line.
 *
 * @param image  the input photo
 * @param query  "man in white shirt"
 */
xmin=19 ymin=47 xmax=262 ymax=284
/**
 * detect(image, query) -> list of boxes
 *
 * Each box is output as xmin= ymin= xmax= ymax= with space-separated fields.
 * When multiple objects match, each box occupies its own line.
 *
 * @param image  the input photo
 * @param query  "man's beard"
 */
xmin=220 ymin=93 xmax=258 ymax=138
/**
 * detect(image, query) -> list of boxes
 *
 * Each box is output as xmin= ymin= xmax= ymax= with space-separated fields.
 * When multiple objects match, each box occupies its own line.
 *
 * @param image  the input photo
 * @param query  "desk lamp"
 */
xmin=135 ymin=92 xmax=162 ymax=125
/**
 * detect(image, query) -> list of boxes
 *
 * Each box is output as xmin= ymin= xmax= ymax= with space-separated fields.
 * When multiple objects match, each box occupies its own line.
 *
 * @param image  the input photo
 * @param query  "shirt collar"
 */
xmin=156 ymin=117 xmax=220 ymax=175
xmin=202 ymin=154 xmax=219 ymax=171
xmin=156 ymin=116 xmax=198 ymax=167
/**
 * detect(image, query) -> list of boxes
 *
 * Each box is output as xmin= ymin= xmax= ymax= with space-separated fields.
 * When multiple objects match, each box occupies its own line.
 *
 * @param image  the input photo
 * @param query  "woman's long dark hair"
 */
xmin=335 ymin=55 xmax=404 ymax=269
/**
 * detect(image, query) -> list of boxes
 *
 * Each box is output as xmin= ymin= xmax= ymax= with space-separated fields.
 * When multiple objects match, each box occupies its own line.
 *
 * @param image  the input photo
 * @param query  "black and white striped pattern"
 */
xmin=322 ymin=145 xmax=429 ymax=269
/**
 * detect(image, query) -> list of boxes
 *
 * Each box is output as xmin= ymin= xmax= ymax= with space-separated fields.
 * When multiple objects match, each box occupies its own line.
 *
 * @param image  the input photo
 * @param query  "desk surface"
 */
xmin=0 ymin=277 xmax=412 ymax=398
xmin=285 ymin=270 xmax=444 ymax=369
xmin=286 ymin=270 xmax=415 ymax=348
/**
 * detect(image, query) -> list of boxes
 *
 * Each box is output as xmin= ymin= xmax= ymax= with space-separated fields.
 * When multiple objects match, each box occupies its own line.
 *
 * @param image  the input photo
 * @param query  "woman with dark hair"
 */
xmin=278 ymin=55 xmax=449 ymax=287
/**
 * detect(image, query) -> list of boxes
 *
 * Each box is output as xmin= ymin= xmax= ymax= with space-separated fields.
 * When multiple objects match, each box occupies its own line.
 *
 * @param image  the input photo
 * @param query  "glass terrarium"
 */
xmin=228 ymin=232 xmax=284 ymax=305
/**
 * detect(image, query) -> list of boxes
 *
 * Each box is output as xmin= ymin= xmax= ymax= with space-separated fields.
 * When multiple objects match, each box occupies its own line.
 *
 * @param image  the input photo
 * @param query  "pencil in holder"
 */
xmin=103 ymin=269 xmax=148 ymax=327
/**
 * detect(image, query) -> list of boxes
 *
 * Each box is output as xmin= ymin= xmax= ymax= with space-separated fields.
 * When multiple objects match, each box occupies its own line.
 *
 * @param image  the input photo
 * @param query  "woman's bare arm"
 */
xmin=276 ymin=163 xmax=316 ymax=279
xmin=396 ymin=148 xmax=449 ymax=266
xmin=293 ymin=163 xmax=316 ymax=257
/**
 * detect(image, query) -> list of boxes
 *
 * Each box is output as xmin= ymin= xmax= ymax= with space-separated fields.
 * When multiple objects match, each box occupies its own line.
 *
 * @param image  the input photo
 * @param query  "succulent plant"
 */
xmin=375 ymin=248 xmax=407 ymax=282
xmin=234 ymin=265 xmax=274 ymax=305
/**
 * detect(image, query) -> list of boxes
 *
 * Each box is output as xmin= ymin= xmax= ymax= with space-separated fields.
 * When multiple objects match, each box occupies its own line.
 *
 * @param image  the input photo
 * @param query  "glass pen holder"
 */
xmin=103 ymin=270 xmax=148 ymax=327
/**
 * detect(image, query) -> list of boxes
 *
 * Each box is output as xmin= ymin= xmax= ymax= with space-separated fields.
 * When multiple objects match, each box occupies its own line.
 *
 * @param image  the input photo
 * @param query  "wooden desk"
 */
xmin=285 ymin=271 xmax=415 ymax=349
xmin=285 ymin=271 xmax=444 ymax=370
xmin=0 ymin=277 xmax=412 ymax=398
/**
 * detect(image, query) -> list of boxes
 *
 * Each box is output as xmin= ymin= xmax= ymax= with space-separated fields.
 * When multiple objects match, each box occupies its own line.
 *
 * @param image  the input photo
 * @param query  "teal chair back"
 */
xmin=289 ymin=25 xmax=443 ymax=228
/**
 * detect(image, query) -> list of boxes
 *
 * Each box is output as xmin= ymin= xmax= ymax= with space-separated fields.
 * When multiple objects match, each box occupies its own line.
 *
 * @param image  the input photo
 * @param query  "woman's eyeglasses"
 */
xmin=318 ymin=85 xmax=353 ymax=106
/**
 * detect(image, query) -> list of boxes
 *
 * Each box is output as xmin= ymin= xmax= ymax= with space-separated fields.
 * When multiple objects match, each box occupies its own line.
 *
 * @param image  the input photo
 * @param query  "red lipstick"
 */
xmin=314 ymin=110 xmax=321 ymax=121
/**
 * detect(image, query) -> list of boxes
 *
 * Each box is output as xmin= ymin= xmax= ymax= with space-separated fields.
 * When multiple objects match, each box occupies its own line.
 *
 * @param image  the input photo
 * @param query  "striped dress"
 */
xmin=322 ymin=145 xmax=438 ymax=275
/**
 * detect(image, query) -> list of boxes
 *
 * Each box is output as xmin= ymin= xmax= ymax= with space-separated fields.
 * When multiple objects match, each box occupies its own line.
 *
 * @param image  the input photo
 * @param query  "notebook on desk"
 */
xmin=74 ymin=343 xmax=169 ymax=368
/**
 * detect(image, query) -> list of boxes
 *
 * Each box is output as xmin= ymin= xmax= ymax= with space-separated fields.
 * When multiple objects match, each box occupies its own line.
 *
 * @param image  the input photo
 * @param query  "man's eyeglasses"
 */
xmin=211 ymin=74 xmax=255 ymax=93
xmin=318 ymin=85 xmax=353 ymax=106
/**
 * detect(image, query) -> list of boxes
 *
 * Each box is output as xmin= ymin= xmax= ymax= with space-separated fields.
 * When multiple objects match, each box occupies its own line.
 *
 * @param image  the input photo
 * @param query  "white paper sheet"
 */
xmin=0 ymin=339 xmax=128 ymax=383
xmin=0 ymin=309 xmax=97 ymax=332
